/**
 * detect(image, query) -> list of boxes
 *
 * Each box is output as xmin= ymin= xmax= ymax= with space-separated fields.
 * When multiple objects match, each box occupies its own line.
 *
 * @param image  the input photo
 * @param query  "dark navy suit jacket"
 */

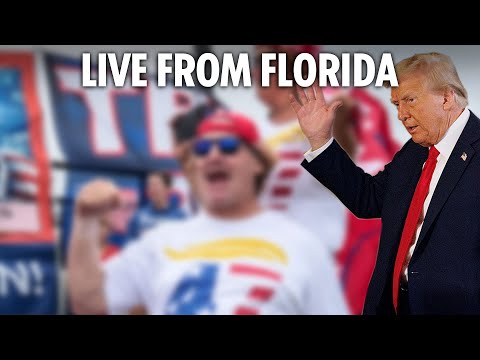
xmin=302 ymin=112 xmax=480 ymax=315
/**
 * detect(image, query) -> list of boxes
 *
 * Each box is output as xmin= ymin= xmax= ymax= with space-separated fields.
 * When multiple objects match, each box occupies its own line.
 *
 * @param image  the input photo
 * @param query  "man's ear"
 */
xmin=252 ymin=156 xmax=265 ymax=177
xmin=443 ymin=88 xmax=456 ymax=110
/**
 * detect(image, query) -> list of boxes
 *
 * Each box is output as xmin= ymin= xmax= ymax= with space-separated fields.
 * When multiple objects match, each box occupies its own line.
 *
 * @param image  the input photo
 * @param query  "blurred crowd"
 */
xmin=1 ymin=45 xmax=401 ymax=315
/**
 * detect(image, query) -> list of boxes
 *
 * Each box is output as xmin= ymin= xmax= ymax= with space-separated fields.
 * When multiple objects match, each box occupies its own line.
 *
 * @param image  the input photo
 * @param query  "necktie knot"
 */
xmin=428 ymin=146 xmax=440 ymax=161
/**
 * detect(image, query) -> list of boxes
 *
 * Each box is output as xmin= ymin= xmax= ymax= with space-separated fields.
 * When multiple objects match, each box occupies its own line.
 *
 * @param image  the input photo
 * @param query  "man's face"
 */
xmin=146 ymin=174 xmax=169 ymax=209
xmin=192 ymin=131 xmax=263 ymax=212
xmin=391 ymin=73 xmax=448 ymax=147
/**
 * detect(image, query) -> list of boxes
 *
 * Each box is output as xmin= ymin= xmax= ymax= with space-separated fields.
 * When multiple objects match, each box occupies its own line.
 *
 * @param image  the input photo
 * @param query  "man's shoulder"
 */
xmin=462 ymin=110 xmax=480 ymax=147
xmin=261 ymin=210 xmax=327 ymax=248
xmin=389 ymin=138 xmax=425 ymax=165
xmin=260 ymin=209 xmax=301 ymax=227
xmin=468 ymin=110 xmax=479 ymax=123
xmin=397 ymin=138 xmax=419 ymax=155
xmin=134 ymin=216 xmax=197 ymax=246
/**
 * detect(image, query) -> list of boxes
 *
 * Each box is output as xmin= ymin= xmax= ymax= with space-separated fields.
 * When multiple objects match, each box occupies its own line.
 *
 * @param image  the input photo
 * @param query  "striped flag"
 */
xmin=0 ymin=151 xmax=39 ymax=201
xmin=0 ymin=151 xmax=41 ymax=233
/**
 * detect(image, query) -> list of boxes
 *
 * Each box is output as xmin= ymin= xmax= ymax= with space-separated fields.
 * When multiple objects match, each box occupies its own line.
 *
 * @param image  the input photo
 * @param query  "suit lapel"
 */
xmin=416 ymin=113 xmax=480 ymax=249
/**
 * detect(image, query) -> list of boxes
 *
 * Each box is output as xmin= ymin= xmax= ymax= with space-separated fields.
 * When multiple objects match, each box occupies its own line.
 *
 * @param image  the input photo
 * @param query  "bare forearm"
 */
xmin=67 ymin=216 xmax=107 ymax=314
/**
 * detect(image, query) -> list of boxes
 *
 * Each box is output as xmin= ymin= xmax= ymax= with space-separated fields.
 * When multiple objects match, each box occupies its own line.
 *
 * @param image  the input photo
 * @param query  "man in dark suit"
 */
xmin=290 ymin=52 xmax=478 ymax=315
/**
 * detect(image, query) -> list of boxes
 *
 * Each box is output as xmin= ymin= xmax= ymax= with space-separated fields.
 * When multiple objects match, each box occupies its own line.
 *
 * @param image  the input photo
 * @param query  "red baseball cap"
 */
xmin=195 ymin=110 xmax=276 ymax=173
xmin=196 ymin=110 xmax=260 ymax=144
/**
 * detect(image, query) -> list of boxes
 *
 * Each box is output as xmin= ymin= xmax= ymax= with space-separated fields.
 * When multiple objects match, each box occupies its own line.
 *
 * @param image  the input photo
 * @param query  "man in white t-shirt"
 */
xmin=67 ymin=111 xmax=349 ymax=315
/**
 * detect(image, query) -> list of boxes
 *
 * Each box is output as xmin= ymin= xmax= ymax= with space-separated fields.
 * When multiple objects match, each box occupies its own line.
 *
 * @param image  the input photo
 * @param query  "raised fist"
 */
xmin=75 ymin=179 xmax=121 ymax=218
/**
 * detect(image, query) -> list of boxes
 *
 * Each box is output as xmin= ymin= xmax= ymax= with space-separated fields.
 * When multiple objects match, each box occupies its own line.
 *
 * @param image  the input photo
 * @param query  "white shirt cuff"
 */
xmin=304 ymin=138 xmax=334 ymax=163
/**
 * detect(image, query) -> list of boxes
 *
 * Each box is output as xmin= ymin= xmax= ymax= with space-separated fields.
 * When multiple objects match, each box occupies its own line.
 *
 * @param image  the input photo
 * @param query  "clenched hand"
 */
xmin=75 ymin=179 xmax=121 ymax=218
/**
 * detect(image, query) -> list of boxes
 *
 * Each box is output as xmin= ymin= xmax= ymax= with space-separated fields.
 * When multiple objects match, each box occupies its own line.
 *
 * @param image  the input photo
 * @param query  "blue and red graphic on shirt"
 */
xmin=166 ymin=263 xmax=282 ymax=315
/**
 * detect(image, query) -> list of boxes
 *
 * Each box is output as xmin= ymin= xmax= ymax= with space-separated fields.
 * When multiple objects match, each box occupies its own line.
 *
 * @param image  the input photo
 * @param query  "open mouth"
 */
xmin=206 ymin=170 xmax=231 ymax=185
xmin=407 ymin=125 xmax=418 ymax=133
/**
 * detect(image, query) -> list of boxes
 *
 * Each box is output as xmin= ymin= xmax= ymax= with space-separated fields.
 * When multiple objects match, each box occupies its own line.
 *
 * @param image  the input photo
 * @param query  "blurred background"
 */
xmin=0 ymin=45 xmax=479 ymax=314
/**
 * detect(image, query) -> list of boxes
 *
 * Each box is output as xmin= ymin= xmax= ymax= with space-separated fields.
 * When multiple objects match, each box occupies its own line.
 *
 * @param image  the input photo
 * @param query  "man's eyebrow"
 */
xmin=401 ymin=93 xmax=414 ymax=101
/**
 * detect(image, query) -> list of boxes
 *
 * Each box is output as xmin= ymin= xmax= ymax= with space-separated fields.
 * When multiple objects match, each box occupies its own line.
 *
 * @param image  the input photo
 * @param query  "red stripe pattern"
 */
xmin=278 ymin=151 xmax=304 ymax=161
xmin=278 ymin=168 xmax=301 ymax=179
xmin=2 ymin=152 xmax=39 ymax=199
xmin=230 ymin=264 xmax=282 ymax=282
xmin=271 ymin=186 xmax=292 ymax=197
xmin=230 ymin=264 xmax=281 ymax=315
xmin=234 ymin=307 xmax=259 ymax=315
xmin=248 ymin=286 xmax=274 ymax=301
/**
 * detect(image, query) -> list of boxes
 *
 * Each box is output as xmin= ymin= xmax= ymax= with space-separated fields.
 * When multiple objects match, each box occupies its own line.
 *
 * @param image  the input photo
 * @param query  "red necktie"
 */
xmin=392 ymin=146 xmax=440 ymax=313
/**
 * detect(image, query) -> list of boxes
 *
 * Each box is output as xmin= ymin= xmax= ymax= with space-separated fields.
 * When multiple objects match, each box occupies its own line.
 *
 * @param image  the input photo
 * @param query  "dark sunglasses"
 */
xmin=193 ymin=137 xmax=243 ymax=157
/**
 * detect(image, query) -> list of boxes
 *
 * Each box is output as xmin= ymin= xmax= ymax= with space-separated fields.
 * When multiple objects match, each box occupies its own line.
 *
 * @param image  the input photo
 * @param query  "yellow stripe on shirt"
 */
xmin=164 ymin=238 xmax=288 ymax=264
xmin=266 ymin=123 xmax=306 ymax=150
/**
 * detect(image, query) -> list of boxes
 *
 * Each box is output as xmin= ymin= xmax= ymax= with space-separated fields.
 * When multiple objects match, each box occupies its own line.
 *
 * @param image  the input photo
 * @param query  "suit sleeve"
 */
xmin=301 ymin=139 xmax=397 ymax=219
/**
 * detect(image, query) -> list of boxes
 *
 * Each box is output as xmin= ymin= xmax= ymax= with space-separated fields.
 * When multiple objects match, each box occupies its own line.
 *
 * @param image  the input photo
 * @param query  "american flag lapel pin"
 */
xmin=461 ymin=152 xmax=467 ymax=161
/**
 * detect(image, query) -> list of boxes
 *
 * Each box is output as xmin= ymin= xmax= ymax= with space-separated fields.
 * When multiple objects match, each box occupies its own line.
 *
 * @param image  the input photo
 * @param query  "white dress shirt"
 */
xmin=304 ymin=108 xmax=471 ymax=281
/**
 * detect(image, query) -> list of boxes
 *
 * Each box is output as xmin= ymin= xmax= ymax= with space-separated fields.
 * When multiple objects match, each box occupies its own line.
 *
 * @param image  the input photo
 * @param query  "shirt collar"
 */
xmin=434 ymin=108 xmax=470 ymax=160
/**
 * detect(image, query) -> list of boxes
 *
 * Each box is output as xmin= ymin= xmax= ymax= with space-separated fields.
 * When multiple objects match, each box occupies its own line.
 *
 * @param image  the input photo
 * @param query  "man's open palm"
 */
xmin=289 ymin=84 xmax=343 ymax=150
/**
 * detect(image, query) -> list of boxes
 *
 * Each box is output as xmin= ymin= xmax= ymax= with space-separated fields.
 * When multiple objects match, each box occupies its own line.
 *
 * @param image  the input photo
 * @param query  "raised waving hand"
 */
xmin=289 ymin=84 xmax=343 ymax=151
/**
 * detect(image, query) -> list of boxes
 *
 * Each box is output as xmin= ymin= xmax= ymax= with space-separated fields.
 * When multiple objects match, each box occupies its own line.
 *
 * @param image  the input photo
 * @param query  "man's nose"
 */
xmin=397 ymin=104 xmax=410 ymax=122
xmin=206 ymin=145 xmax=223 ymax=160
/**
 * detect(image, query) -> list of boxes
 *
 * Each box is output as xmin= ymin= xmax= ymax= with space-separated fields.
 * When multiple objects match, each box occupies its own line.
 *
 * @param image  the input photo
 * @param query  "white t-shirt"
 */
xmin=260 ymin=119 xmax=347 ymax=254
xmin=103 ymin=210 xmax=349 ymax=315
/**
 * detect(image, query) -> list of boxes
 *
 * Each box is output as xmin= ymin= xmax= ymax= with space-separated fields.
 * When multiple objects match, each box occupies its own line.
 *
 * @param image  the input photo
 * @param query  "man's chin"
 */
xmin=411 ymin=134 xmax=429 ymax=147
xmin=203 ymin=195 xmax=234 ymax=212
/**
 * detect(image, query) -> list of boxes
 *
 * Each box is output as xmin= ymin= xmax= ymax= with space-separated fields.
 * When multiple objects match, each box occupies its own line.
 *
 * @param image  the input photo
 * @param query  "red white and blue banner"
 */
xmin=0 ymin=53 xmax=54 ymax=243
xmin=45 ymin=54 xmax=208 ymax=172
xmin=0 ymin=52 xmax=206 ymax=313
xmin=0 ymin=53 xmax=58 ymax=314
xmin=0 ymin=244 xmax=58 ymax=314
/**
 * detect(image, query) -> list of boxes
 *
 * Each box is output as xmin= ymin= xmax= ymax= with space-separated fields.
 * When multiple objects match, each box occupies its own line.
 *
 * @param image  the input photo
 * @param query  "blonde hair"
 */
xmin=385 ymin=52 xmax=468 ymax=108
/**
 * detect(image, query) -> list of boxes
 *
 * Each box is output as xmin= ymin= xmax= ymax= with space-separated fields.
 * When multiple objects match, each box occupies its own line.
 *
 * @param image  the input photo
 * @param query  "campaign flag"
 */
xmin=0 ymin=53 xmax=54 ymax=243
